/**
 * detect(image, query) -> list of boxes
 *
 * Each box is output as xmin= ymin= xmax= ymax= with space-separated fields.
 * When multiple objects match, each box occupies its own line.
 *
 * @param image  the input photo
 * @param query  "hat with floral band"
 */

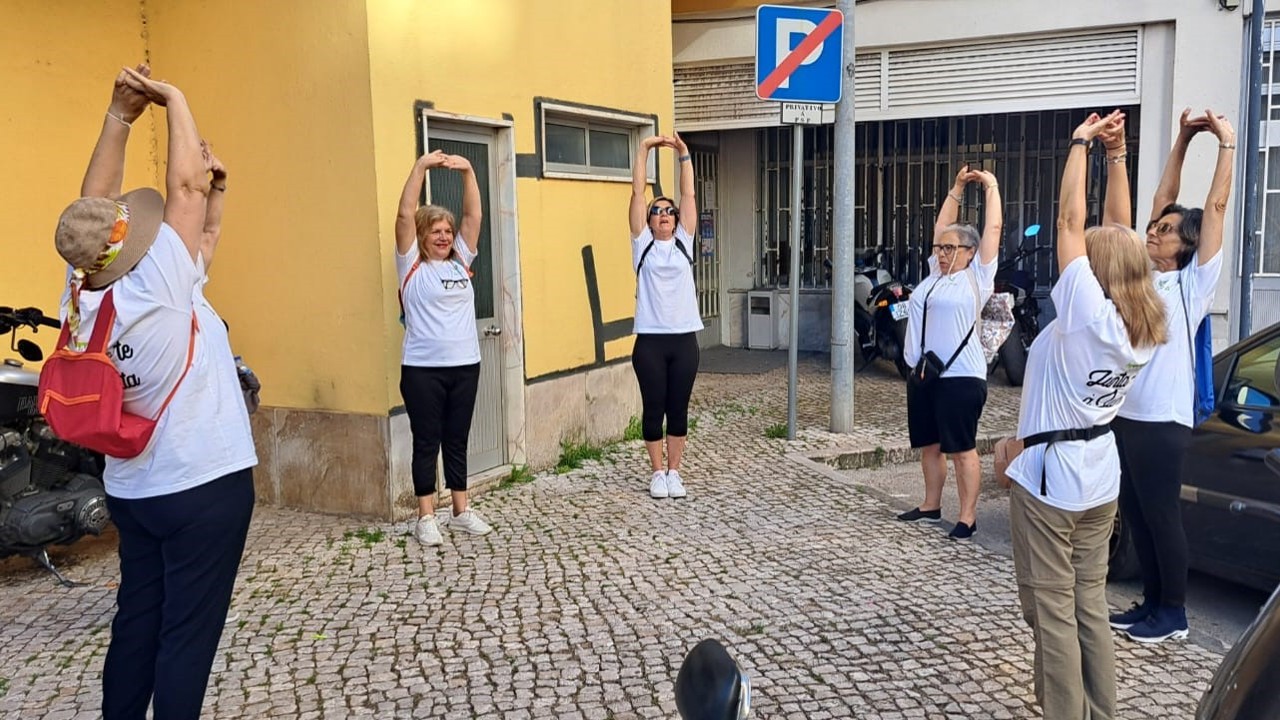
xmin=55 ymin=188 xmax=164 ymax=290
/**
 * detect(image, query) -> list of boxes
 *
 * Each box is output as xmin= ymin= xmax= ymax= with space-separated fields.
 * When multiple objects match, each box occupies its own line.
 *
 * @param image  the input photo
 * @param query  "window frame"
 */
xmin=538 ymin=100 xmax=656 ymax=183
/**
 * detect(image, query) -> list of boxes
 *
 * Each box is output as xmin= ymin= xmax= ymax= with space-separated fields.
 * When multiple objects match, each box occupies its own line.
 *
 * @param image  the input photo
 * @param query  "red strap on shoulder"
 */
xmin=150 ymin=311 xmax=198 ymax=422
xmin=399 ymin=257 xmax=422 ymax=311
xmin=85 ymin=290 xmax=118 ymax=353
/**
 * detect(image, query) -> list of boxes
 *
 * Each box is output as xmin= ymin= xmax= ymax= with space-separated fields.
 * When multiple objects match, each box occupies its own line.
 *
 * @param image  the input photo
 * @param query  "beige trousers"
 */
xmin=1009 ymin=482 xmax=1117 ymax=720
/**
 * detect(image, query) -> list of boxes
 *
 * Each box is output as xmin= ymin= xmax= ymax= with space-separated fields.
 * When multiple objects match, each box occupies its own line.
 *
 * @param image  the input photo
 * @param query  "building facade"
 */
xmin=2 ymin=0 xmax=679 ymax=518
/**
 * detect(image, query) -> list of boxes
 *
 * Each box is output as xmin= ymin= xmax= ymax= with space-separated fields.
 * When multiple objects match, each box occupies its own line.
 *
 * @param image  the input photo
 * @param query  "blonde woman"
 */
xmin=1006 ymin=110 xmax=1167 ymax=720
xmin=396 ymin=150 xmax=492 ymax=545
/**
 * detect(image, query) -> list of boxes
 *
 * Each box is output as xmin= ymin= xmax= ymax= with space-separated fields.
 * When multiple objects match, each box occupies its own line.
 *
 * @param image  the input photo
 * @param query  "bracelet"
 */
xmin=984 ymin=182 xmax=998 ymax=191
xmin=947 ymin=192 xmax=963 ymax=204
xmin=1220 ymin=143 xmax=1236 ymax=150
xmin=678 ymin=154 xmax=692 ymax=163
xmin=105 ymin=110 xmax=132 ymax=129
xmin=1107 ymin=155 xmax=1127 ymax=165
xmin=210 ymin=184 xmax=226 ymax=192
xmin=1069 ymin=138 xmax=1090 ymax=149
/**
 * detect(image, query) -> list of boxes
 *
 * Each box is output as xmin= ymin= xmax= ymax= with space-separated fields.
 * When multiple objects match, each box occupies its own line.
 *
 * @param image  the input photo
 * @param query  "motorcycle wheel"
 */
xmin=999 ymin=325 xmax=1028 ymax=386
xmin=892 ymin=319 xmax=911 ymax=381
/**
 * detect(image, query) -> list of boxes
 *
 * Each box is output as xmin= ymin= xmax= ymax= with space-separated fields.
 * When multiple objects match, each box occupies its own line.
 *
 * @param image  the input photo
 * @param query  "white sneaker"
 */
xmin=649 ymin=471 xmax=669 ymax=499
xmin=414 ymin=515 xmax=444 ymax=546
xmin=666 ymin=470 xmax=687 ymax=498
xmin=449 ymin=509 xmax=493 ymax=536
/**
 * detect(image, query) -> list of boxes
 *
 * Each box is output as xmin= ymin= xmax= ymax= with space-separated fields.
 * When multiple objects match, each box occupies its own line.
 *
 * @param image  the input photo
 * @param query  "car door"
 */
xmin=1183 ymin=329 xmax=1280 ymax=590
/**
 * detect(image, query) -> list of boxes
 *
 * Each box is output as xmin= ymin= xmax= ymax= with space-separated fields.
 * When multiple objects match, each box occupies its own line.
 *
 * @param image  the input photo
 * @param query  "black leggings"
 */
xmin=400 ymin=363 xmax=481 ymax=496
xmin=1114 ymin=417 xmax=1192 ymax=607
xmin=632 ymin=333 xmax=700 ymax=442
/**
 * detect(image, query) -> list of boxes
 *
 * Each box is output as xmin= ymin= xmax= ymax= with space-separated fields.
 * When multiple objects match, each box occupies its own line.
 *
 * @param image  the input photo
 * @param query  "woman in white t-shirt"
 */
xmin=1007 ymin=110 xmax=1167 ymax=720
xmin=395 ymin=150 xmax=493 ymax=546
xmin=1103 ymin=109 xmax=1236 ymax=644
xmin=897 ymin=165 xmax=1002 ymax=541
xmin=52 ymin=66 xmax=258 ymax=719
xmin=629 ymin=134 xmax=703 ymax=500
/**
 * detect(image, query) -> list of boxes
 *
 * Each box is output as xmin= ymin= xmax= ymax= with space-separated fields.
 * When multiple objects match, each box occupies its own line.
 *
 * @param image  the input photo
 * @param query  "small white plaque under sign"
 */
xmin=780 ymin=102 xmax=834 ymax=125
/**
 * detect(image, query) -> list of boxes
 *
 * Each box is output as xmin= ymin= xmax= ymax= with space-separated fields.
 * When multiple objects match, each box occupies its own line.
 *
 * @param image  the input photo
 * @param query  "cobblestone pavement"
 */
xmin=0 ymin=359 xmax=1222 ymax=718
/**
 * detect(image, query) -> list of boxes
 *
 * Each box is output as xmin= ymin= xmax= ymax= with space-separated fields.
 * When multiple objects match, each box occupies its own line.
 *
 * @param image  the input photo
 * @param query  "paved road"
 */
xmin=820 ymin=454 xmax=1273 ymax=654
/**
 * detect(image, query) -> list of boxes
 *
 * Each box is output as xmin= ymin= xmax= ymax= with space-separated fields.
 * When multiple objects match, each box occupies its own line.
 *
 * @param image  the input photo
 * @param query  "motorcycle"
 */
xmin=850 ymin=248 xmax=912 ymax=380
xmin=988 ymin=225 xmax=1050 ymax=386
xmin=0 ymin=305 xmax=109 ymax=586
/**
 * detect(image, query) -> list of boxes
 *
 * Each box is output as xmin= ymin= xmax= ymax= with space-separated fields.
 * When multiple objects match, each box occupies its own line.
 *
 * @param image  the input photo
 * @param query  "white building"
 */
xmin=672 ymin=0 xmax=1278 ymax=350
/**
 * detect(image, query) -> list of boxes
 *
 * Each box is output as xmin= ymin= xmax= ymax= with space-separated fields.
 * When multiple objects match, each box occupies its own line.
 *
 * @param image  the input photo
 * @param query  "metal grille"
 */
xmin=1258 ymin=17 xmax=1280 ymax=274
xmin=755 ymin=107 xmax=1140 ymax=289
xmin=691 ymin=149 xmax=721 ymax=319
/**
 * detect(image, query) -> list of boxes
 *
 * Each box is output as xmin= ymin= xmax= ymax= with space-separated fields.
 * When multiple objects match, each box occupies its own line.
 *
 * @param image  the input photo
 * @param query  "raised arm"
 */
xmin=971 ymin=169 xmax=1003 ymax=264
xmin=934 ymin=165 xmax=972 ymax=240
xmin=630 ymin=136 xmax=663 ymax=237
xmin=1149 ymin=108 xmax=1210 ymax=224
xmin=122 ymin=68 xmax=207 ymax=261
xmin=445 ymin=154 xmax=482 ymax=254
xmin=671 ymin=132 xmax=697 ymax=235
xmin=1098 ymin=112 xmax=1131 ymax=228
xmin=1059 ymin=112 xmax=1118 ymax=272
xmin=199 ymin=141 xmax=228 ymax=271
xmin=81 ymin=65 xmax=152 ymax=198
xmin=395 ymin=150 xmax=446 ymax=256
xmin=1197 ymin=110 xmax=1236 ymax=265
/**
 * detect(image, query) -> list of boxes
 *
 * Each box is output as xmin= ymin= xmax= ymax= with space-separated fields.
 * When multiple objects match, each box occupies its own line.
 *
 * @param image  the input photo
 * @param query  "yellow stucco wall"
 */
xmin=5 ymin=0 xmax=675 ymax=418
xmin=365 ymin=0 xmax=675 ymax=386
xmin=1 ymin=0 xmax=154 ymax=340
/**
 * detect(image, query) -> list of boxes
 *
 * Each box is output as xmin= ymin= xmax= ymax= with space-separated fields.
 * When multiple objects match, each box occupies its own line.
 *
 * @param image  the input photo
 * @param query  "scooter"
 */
xmin=988 ymin=225 xmax=1050 ymax=386
xmin=850 ymin=248 xmax=912 ymax=380
xmin=0 ymin=305 xmax=109 ymax=586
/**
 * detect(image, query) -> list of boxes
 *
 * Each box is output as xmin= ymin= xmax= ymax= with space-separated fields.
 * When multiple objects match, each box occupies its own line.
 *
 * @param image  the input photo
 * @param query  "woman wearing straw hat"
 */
xmin=54 ymin=65 xmax=257 ymax=719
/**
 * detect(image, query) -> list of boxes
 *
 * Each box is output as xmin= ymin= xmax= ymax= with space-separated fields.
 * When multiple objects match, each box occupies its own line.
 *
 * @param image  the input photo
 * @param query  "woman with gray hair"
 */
xmin=897 ymin=165 xmax=1003 ymax=540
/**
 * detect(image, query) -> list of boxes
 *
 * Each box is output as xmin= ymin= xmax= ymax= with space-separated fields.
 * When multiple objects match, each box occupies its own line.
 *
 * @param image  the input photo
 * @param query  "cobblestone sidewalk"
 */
xmin=0 ymin=360 xmax=1221 ymax=718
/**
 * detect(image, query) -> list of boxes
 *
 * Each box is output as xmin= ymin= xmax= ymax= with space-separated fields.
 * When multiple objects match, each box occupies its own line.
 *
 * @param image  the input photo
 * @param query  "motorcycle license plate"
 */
xmin=889 ymin=302 xmax=909 ymax=321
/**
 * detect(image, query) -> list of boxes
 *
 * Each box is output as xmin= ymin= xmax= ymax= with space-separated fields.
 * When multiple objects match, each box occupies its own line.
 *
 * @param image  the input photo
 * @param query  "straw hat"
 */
xmin=54 ymin=188 xmax=164 ymax=289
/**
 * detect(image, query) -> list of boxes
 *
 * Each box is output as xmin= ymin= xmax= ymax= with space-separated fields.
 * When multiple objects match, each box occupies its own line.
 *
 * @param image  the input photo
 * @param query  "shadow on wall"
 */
xmin=582 ymin=245 xmax=632 ymax=364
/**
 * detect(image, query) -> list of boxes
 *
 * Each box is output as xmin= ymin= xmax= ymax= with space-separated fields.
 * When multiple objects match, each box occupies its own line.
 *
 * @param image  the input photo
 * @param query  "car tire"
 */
xmin=1108 ymin=505 xmax=1141 ymax=581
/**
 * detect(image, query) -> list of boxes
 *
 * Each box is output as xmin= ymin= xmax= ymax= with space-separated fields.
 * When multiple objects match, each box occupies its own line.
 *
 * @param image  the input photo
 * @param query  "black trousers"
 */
xmin=1114 ymin=417 xmax=1192 ymax=607
xmin=400 ymin=363 xmax=481 ymax=496
xmin=102 ymin=468 xmax=255 ymax=720
xmin=631 ymin=333 xmax=700 ymax=442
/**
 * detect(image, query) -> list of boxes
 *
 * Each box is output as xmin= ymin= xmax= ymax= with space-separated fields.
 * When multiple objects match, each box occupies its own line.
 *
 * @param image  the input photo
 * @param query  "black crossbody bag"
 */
xmin=908 ymin=281 xmax=976 ymax=389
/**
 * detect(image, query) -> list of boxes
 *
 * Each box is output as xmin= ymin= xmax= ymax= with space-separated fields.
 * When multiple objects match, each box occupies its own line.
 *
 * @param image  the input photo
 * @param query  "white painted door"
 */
xmin=425 ymin=124 xmax=506 ymax=474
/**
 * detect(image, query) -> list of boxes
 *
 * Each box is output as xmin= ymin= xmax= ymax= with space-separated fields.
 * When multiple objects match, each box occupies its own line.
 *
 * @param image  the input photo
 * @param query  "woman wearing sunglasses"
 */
xmin=395 ymin=149 xmax=493 ymax=546
xmin=897 ymin=164 xmax=1002 ymax=540
xmin=629 ymin=133 xmax=702 ymax=500
xmin=1104 ymin=108 xmax=1235 ymax=643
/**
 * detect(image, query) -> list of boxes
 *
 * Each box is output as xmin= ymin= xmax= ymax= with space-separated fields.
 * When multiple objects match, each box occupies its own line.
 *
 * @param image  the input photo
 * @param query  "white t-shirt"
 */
xmin=1007 ymin=256 xmax=1156 ymax=512
xmin=632 ymin=225 xmax=704 ymax=335
xmin=396 ymin=236 xmax=481 ymax=367
xmin=1118 ymin=250 xmax=1223 ymax=427
xmin=903 ymin=255 xmax=996 ymax=380
xmin=60 ymin=224 xmax=258 ymax=500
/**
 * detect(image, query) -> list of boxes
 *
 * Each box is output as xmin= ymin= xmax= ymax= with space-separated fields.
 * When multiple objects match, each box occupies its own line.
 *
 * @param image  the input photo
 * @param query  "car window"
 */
xmin=1226 ymin=340 xmax=1280 ymax=408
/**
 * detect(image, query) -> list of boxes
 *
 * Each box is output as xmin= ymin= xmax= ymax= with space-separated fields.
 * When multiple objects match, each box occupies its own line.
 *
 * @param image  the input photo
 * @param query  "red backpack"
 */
xmin=37 ymin=289 xmax=196 ymax=459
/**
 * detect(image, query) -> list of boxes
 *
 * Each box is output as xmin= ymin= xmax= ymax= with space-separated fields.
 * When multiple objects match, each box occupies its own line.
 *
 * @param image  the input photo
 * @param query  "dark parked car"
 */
xmin=1109 ymin=321 xmax=1280 ymax=592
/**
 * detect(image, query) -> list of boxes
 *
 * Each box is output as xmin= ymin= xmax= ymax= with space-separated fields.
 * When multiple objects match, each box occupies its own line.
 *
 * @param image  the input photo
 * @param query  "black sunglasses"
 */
xmin=650 ymin=206 xmax=678 ymax=217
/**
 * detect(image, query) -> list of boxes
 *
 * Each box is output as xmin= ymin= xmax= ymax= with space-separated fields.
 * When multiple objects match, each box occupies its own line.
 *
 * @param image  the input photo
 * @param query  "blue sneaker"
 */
xmin=1108 ymin=601 xmax=1152 ymax=630
xmin=1125 ymin=605 xmax=1189 ymax=644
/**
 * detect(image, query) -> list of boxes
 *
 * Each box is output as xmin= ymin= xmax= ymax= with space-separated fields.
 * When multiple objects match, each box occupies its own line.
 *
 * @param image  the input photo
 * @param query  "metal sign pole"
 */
xmin=787 ymin=126 xmax=803 ymax=440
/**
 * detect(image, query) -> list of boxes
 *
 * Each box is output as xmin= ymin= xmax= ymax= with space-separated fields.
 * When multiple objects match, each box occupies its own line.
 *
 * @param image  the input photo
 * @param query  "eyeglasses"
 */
xmin=1147 ymin=220 xmax=1178 ymax=236
xmin=650 ymin=206 xmax=678 ymax=216
xmin=933 ymin=244 xmax=975 ymax=256
xmin=441 ymin=279 xmax=470 ymax=290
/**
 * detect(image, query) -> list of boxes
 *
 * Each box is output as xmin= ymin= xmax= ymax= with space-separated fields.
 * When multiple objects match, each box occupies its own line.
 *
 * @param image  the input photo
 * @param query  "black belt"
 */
xmin=1022 ymin=424 xmax=1112 ymax=496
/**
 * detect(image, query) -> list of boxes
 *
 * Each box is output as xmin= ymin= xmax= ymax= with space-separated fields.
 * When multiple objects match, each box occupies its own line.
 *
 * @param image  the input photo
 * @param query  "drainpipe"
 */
xmin=830 ymin=0 xmax=857 ymax=433
xmin=1240 ymin=0 xmax=1264 ymax=338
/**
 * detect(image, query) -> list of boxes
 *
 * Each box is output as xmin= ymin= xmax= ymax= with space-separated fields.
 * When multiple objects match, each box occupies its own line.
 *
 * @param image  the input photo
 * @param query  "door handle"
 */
xmin=484 ymin=325 xmax=502 ymax=337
